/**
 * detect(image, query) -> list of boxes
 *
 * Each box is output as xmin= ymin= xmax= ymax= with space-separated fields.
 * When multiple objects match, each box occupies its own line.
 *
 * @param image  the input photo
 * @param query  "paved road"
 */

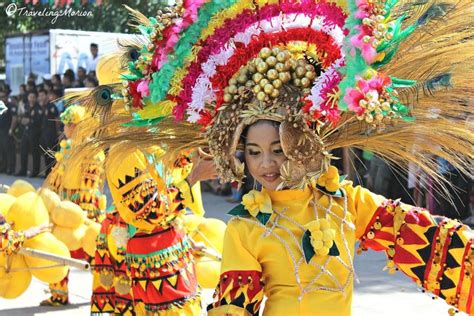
xmin=0 ymin=175 xmax=465 ymax=315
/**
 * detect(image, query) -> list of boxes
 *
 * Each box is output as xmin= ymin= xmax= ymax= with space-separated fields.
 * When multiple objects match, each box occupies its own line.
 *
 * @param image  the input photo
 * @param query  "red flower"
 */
xmin=128 ymin=80 xmax=143 ymax=109
xmin=197 ymin=110 xmax=213 ymax=126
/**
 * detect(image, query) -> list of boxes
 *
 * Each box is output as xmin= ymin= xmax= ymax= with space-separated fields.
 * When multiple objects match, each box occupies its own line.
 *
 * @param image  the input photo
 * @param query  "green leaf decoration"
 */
xmin=256 ymin=213 xmax=271 ymax=226
xmin=127 ymin=224 xmax=137 ymax=238
xmin=373 ymin=44 xmax=400 ymax=68
xmin=128 ymin=61 xmax=144 ymax=78
xmin=138 ymin=25 xmax=152 ymax=37
xmin=329 ymin=242 xmax=340 ymax=256
xmin=302 ymin=230 xmax=315 ymax=264
xmin=228 ymin=204 xmax=249 ymax=217
xmin=391 ymin=77 xmax=417 ymax=88
xmin=315 ymin=185 xmax=344 ymax=198
xmin=122 ymin=116 xmax=166 ymax=127
xmin=120 ymin=73 xmax=140 ymax=81
xmin=384 ymin=0 xmax=398 ymax=12
xmin=401 ymin=115 xmax=416 ymax=122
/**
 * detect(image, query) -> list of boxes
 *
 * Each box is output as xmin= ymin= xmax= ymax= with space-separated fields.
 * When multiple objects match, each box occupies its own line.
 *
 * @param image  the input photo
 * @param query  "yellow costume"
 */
xmin=65 ymin=55 xmax=209 ymax=315
xmin=42 ymin=104 xmax=107 ymax=306
xmin=209 ymin=168 xmax=473 ymax=315
xmin=90 ymin=148 xmax=202 ymax=315
xmin=63 ymin=0 xmax=473 ymax=314
xmin=48 ymin=105 xmax=106 ymax=222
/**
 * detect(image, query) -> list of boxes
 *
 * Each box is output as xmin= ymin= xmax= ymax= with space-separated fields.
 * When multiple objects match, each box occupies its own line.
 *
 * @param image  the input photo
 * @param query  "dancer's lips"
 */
xmin=261 ymin=172 xmax=280 ymax=182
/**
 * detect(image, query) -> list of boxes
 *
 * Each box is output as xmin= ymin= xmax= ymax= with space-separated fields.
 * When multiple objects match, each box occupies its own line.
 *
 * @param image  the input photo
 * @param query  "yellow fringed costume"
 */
xmin=90 ymin=147 xmax=203 ymax=315
xmin=42 ymin=104 xmax=107 ymax=306
xmin=86 ymin=55 xmax=207 ymax=315
xmin=59 ymin=0 xmax=473 ymax=314
xmin=48 ymin=105 xmax=107 ymax=222
xmin=209 ymin=167 xmax=473 ymax=315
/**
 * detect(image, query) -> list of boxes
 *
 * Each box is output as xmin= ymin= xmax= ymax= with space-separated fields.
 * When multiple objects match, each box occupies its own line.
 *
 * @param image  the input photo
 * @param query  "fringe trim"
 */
xmin=126 ymin=237 xmax=191 ymax=267
xmin=144 ymin=292 xmax=201 ymax=313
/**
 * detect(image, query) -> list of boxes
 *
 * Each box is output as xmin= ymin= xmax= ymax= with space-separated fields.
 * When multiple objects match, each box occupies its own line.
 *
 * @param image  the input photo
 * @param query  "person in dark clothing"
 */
xmin=43 ymin=81 xmax=53 ymax=94
xmin=76 ymin=67 xmax=86 ymax=87
xmin=17 ymin=91 xmax=42 ymax=177
xmin=0 ymin=89 xmax=17 ymax=174
xmin=18 ymin=84 xmax=28 ymax=105
xmin=39 ymin=89 xmax=60 ymax=176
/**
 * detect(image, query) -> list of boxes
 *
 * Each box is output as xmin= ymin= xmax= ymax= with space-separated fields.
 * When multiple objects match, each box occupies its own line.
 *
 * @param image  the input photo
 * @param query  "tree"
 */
xmin=0 ymin=0 xmax=168 ymax=66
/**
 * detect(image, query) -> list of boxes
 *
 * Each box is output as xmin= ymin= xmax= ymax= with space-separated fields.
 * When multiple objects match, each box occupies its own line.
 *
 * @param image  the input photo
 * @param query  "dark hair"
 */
xmin=90 ymin=43 xmax=98 ymax=48
xmin=64 ymin=69 xmax=75 ymax=81
xmin=85 ymin=76 xmax=99 ymax=87
xmin=38 ymin=89 xmax=47 ymax=95
xmin=52 ymin=74 xmax=61 ymax=81
xmin=50 ymin=89 xmax=63 ymax=98
xmin=28 ymin=90 xmax=37 ymax=96
xmin=0 ymin=83 xmax=11 ymax=95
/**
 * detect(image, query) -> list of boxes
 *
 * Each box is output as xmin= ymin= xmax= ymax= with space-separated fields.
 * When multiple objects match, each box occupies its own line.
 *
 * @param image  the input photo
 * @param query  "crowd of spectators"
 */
xmin=0 ymin=67 xmax=98 ymax=178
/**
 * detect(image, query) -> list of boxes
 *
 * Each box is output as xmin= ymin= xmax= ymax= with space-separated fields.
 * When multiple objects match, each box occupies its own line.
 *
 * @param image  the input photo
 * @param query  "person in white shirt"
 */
xmin=87 ymin=43 xmax=99 ymax=73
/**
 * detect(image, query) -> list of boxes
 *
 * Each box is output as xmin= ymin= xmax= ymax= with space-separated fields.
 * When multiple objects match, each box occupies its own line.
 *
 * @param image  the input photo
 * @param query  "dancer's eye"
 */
xmin=248 ymin=150 xmax=261 ymax=156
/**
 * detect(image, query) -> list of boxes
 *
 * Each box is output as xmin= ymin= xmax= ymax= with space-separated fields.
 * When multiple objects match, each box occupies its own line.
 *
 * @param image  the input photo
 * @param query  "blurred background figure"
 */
xmin=17 ymin=91 xmax=42 ymax=177
xmin=39 ymin=89 xmax=60 ymax=177
xmin=87 ymin=43 xmax=99 ymax=73
xmin=0 ymin=88 xmax=17 ymax=175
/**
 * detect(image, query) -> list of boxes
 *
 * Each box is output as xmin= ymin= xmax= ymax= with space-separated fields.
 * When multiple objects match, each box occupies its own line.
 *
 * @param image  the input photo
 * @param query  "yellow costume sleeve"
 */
xmin=207 ymin=218 xmax=264 ymax=316
xmin=169 ymin=152 xmax=205 ymax=217
xmin=174 ymin=180 xmax=205 ymax=217
xmin=346 ymin=184 xmax=474 ymax=314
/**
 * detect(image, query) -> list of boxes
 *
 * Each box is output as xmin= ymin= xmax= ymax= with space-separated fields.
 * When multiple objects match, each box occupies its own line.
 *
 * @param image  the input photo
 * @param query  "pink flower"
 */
xmin=173 ymin=103 xmax=187 ymax=121
xmin=355 ymin=0 xmax=372 ymax=18
xmin=344 ymin=88 xmax=366 ymax=115
xmin=137 ymin=79 xmax=150 ymax=98
xmin=367 ymin=73 xmax=392 ymax=90
xmin=357 ymin=73 xmax=391 ymax=94
xmin=350 ymin=26 xmax=377 ymax=64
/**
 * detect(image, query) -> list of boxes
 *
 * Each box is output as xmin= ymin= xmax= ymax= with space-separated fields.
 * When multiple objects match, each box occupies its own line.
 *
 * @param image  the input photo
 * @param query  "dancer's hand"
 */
xmin=187 ymin=149 xmax=218 ymax=186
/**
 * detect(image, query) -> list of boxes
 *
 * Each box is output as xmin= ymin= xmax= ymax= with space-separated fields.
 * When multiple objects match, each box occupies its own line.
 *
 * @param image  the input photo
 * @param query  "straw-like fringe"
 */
xmin=124 ymin=5 xmax=152 ymax=29
xmin=385 ymin=0 xmax=474 ymax=79
xmin=323 ymin=103 xmax=473 ymax=199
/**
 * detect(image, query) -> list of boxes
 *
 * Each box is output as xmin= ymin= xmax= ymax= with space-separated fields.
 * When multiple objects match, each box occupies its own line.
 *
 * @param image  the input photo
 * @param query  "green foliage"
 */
xmin=0 ymin=0 xmax=168 ymax=65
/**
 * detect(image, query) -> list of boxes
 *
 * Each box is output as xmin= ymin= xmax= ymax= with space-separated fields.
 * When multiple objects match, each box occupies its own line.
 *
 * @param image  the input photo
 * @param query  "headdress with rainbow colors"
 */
xmin=76 ymin=0 xmax=473 ymax=189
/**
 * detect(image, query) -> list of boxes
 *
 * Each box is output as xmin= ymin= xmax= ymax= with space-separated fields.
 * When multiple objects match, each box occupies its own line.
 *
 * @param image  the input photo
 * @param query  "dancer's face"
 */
xmin=64 ymin=123 xmax=76 ymax=139
xmin=244 ymin=121 xmax=286 ymax=191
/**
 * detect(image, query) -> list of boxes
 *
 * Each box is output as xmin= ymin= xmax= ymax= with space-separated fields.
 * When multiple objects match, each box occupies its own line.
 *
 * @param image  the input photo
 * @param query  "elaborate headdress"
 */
xmin=77 ymin=0 xmax=473 ymax=191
